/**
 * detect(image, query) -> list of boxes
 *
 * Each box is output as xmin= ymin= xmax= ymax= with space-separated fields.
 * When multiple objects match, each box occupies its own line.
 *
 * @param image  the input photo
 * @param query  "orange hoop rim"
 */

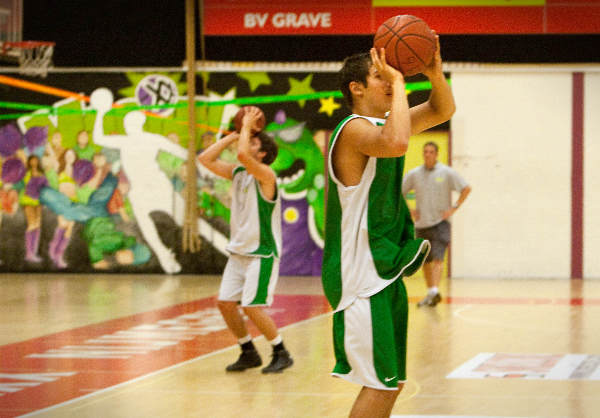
xmin=1 ymin=41 xmax=55 ymax=54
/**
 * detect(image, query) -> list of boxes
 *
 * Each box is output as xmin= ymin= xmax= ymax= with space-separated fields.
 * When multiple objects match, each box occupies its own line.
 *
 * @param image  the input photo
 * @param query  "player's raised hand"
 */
xmin=370 ymin=47 xmax=404 ymax=84
xmin=422 ymin=32 xmax=443 ymax=78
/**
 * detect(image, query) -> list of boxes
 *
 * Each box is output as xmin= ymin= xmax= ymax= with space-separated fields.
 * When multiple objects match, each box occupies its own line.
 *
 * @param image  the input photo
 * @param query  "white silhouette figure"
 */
xmin=90 ymin=87 xmax=227 ymax=274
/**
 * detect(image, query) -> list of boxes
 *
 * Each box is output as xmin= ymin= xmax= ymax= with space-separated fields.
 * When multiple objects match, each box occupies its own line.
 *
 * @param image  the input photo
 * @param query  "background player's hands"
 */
xmin=241 ymin=106 xmax=263 ymax=133
xmin=370 ymin=47 xmax=404 ymax=85
xmin=422 ymin=33 xmax=443 ymax=79
xmin=221 ymin=130 xmax=239 ymax=144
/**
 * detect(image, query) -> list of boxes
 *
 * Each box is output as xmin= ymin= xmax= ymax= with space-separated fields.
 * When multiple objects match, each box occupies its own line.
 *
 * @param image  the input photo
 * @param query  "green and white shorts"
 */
xmin=218 ymin=253 xmax=279 ymax=307
xmin=331 ymin=278 xmax=408 ymax=390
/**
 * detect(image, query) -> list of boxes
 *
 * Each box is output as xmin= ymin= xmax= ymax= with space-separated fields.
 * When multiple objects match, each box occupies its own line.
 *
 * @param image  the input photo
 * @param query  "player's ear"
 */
xmin=349 ymin=81 xmax=364 ymax=98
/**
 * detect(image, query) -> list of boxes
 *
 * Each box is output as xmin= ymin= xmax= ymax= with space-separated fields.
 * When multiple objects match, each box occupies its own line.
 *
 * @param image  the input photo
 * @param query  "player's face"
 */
xmin=365 ymin=65 xmax=393 ymax=112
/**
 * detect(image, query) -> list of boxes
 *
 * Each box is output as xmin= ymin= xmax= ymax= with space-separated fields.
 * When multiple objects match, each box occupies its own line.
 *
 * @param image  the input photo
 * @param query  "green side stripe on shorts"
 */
xmin=332 ymin=310 xmax=351 ymax=375
xmin=370 ymin=280 xmax=407 ymax=388
xmin=250 ymin=256 xmax=274 ymax=305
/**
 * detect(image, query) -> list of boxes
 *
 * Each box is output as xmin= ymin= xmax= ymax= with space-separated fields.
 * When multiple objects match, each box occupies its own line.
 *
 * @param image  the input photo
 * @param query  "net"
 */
xmin=0 ymin=41 xmax=55 ymax=78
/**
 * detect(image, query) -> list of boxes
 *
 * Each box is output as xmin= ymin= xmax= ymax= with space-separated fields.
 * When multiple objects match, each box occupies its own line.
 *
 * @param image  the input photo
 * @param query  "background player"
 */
xmin=198 ymin=107 xmax=293 ymax=374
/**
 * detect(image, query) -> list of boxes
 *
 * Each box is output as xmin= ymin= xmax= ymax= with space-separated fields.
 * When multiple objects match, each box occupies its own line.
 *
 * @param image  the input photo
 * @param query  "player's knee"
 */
xmin=217 ymin=300 xmax=237 ymax=313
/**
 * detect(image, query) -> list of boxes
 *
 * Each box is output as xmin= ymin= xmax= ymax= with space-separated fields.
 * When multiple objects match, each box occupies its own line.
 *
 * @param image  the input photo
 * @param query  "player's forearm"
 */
xmin=236 ymin=125 xmax=252 ymax=161
xmin=381 ymin=79 xmax=411 ymax=153
xmin=198 ymin=134 xmax=235 ymax=164
xmin=427 ymin=72 xmax=456 ymax=121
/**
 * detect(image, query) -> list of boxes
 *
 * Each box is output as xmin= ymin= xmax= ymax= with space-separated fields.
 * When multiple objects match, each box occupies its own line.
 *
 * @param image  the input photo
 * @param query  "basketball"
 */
xmin=233 ymin=106 xmax=266 ymax=133
xmin=373 ymin=15 xmax=436 ymax=77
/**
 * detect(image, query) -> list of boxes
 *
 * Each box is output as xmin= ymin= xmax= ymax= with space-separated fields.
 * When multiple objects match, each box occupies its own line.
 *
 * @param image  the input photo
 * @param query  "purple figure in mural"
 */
xmin=21 ymin=155 xmax=48 ymax=263
xmin=280 ymin=198 xmax=323 ymax=276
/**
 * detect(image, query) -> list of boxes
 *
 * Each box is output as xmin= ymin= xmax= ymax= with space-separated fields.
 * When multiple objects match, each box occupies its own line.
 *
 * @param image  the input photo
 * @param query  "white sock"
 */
xmin=238 ymin=335 xmax=252 ymax=345
xmin=428 ymin=287 xmax=439 ymax=295
xmin=269 ymin=335 xmax=282 ymax=346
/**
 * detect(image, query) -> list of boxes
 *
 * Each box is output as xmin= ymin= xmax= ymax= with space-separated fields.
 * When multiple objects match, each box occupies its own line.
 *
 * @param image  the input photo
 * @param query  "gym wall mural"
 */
xmin=0 ymin=70 xmax=447 ymax=275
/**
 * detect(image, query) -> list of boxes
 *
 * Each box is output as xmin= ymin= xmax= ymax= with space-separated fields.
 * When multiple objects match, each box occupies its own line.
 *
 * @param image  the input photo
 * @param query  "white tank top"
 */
xmin=226 ymin=166 xmax=281 ymax=258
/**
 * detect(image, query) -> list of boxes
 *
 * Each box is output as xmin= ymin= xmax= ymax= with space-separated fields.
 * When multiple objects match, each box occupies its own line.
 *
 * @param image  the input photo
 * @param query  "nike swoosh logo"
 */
xmin=384 ymin=376 xmax=396 ymax=382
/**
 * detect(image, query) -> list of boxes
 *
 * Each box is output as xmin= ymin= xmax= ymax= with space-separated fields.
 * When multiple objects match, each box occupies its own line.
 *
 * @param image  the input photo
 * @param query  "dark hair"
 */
xmin=338 ymin=52 xmax=372 ymax=108
xmin=424 ymin=141 xmax=439 ymax=153
xmin=257 ymin=131 xmax=278 ymax=165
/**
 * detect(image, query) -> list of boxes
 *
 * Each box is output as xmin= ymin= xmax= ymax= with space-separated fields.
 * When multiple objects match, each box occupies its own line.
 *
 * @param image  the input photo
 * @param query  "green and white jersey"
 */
xmin=322 ymin=115 xmax=429 ymax=312
xmin=226 ymin=166 xmax=281 ymax=258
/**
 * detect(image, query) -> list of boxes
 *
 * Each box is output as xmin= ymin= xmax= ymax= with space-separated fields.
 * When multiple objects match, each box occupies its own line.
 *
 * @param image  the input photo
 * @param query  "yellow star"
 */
xmin=318 ymin=97 xmax=341 ymax=117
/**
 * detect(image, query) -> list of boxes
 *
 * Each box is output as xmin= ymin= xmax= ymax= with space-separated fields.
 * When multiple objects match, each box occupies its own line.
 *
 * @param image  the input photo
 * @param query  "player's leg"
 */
xmin=417 ymin=221 xmax=449 ymax=307
xmin=242 ymin=256 xmax=293 ymax=373
xmin=350 ymin=386 xmax=402 ymax=418
xmin=334 ymin=281 xmax=407 ymax=416
xmin=218 ymin=254 xmax=262 ymax=371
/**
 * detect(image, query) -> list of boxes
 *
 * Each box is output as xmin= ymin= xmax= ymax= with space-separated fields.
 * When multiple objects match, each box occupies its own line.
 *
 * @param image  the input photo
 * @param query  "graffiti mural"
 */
xmin=0 ymin=69 xmax=442 ymax=275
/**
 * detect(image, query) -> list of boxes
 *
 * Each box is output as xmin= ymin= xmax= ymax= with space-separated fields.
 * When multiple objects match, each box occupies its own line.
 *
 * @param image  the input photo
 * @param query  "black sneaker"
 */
xmin=225 ymin=349 xmax=262 ymax=372
xmin=427 ymin=293 xmax=442 ymax=307
xmin=261 ymin=349 xmax=293 ymax=374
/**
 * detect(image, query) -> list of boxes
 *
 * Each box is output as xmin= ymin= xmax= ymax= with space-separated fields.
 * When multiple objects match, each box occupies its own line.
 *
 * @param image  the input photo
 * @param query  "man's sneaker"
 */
xmin=428 ymin=292 xmax=442 ymax=307
xmin=417 ymin=292 xmax=442 ymax=307
xmin=225 ymin=349 xmax=262 ymax=372
xmin=261 ymin=349 xmax=293 ymax=374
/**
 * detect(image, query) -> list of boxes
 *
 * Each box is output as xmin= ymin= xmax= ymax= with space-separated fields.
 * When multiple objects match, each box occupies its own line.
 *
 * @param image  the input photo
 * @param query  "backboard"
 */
xmin=0 ymin=0 xmax=22 ymax=64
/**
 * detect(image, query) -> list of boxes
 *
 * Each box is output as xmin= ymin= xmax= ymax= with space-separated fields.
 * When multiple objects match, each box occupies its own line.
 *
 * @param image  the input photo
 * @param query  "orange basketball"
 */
xmin=373 ymin=15 xmax=436 ymax=76
xmin=233 ymin=106 xmax=266 ymax=133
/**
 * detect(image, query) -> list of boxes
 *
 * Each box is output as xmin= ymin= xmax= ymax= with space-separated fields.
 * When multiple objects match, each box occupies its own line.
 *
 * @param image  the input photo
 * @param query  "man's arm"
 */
xmin=197 ymin=132 xmax=238 ymax=180
xmin=442 ymin=185 xmax=471 ymax=220
xmin=408 ymin=34 xmax=456 ymax=135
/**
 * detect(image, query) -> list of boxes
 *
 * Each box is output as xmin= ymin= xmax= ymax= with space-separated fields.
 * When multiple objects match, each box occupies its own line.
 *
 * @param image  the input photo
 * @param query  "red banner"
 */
xmin=203 ymin=0 xmax=600 ymax=35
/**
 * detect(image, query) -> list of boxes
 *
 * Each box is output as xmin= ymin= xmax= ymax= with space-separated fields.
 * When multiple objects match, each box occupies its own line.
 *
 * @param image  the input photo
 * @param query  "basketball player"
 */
xmin=322 ymin=37 xmax=455 ymax=417
xmin=198 ymin=107 xmax=293 ymax=374
xmin=402 ymin=141 xmax=471 ymax=307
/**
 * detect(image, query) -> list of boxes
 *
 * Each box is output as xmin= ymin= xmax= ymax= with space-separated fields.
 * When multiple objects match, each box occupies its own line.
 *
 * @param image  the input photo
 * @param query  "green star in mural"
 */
xmin=238 ymin=72 xmax=271 ymax=92
xmin=287 ymin=74 xmax=315 ymax=108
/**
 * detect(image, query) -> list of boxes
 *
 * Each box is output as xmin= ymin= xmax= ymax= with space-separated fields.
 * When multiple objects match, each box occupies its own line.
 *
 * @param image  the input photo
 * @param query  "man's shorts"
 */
xmin=331 ymin=278 xmax=408 ymax=390
xmin=218 ymin=253 xmax=279 ymax=307
xmin=416 ymin=220 xmax=450 ymax=262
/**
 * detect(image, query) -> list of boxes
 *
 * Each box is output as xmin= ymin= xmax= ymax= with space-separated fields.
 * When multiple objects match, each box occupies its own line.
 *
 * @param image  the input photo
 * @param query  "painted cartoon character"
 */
xmin=266 ymin=110 xmax=325 ymax=275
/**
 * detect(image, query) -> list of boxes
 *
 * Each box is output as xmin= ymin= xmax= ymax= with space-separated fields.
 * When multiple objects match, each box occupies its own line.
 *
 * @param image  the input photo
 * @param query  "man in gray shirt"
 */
xmin=402 ymin=141 xmax=471 ymax=307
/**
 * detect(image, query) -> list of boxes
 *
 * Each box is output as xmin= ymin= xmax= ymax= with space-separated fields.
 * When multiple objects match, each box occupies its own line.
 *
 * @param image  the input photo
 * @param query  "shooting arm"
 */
xmin=409 ymin=35 xmax=456 ymax=135
xmin=197 ymin=132 xmax=238 ymax=180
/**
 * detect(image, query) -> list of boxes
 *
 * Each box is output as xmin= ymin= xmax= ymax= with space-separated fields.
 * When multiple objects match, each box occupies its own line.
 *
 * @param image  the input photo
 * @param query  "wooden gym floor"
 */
xmin=0 ymin=273 xmax=599 ymax=418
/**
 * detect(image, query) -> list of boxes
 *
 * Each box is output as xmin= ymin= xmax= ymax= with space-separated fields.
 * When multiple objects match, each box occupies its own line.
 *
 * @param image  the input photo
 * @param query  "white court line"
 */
xmin=19 ymin=312 xmax=332 ymax=417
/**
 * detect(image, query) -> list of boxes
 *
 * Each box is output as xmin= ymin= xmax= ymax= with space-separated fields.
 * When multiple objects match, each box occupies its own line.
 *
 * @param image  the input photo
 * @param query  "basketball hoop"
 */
xmin=0 ymin=41 xmax=55 ymax=78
